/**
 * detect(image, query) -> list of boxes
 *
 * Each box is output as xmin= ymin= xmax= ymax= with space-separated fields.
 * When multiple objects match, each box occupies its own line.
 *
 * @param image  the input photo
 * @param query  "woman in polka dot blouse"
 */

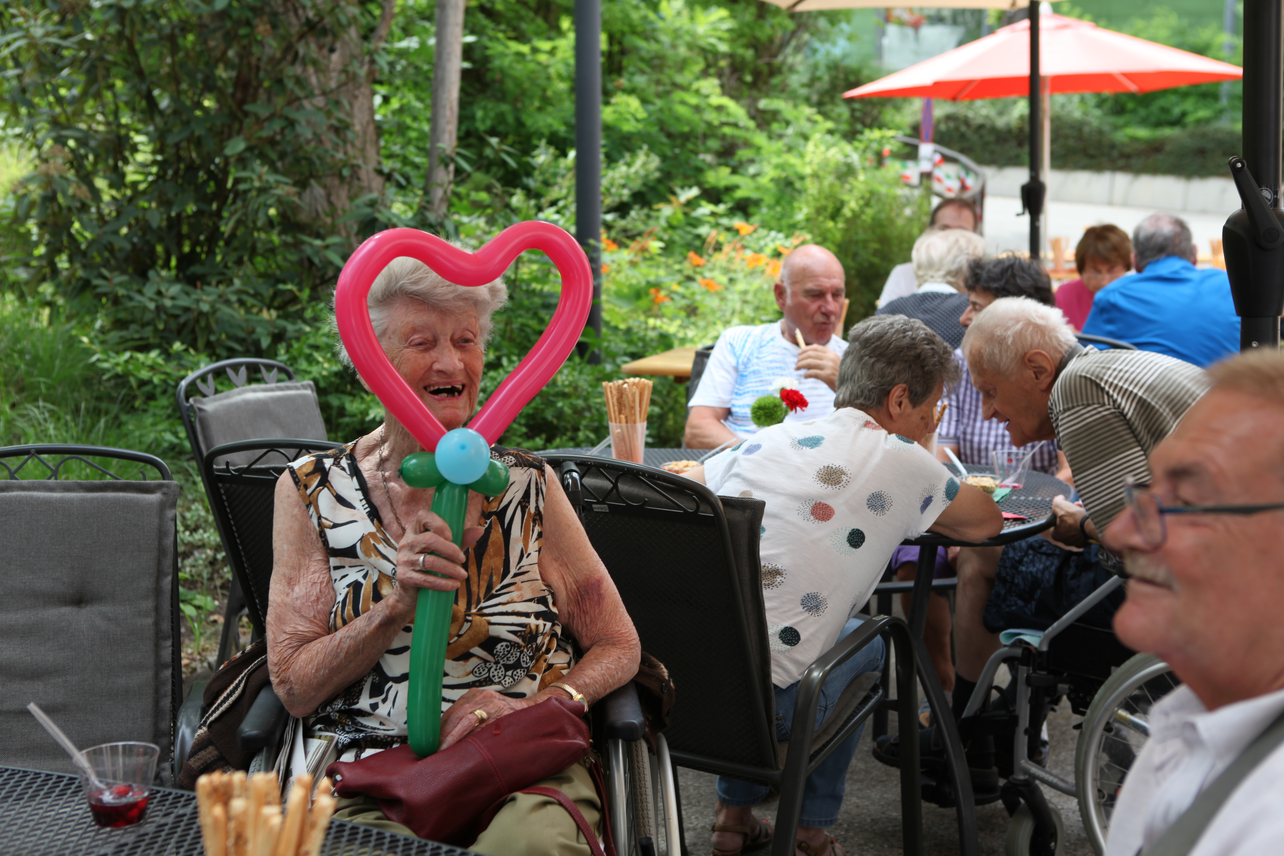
xmin=686 ymin=315 xmax=1002 ymax=856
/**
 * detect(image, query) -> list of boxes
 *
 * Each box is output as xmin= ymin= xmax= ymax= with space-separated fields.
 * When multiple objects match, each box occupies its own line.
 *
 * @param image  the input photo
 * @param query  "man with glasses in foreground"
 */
xmin=1101 ymin=351 xmax=1284 ymax=855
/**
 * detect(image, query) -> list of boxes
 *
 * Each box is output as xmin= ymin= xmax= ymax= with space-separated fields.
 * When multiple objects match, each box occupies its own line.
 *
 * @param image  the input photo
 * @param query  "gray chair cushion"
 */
xmin=0 ymin=480 xmax=179 ymax=776
xmin=191 ymin=381 xmax=328 ymax=465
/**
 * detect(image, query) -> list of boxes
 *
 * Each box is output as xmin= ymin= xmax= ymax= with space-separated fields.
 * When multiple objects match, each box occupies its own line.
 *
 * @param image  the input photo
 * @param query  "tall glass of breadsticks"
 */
xmin=195 ymin=772 xmax=336 ymax=856
xmin=602 ymin=378 xmax=652 ymax=464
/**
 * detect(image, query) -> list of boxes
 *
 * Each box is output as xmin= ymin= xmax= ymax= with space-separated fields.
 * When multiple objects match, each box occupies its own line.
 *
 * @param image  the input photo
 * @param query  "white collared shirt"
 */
xmin=1105 ymin=683 xmax=1284 ymax=856
xmin=916 ymin=281 xmax=958 ymax=294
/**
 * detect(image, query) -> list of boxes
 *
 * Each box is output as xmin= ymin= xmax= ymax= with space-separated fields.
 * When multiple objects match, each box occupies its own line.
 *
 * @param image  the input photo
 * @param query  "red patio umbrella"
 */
xmin=843 ymin=12 xmax=1242 ymax=256
xmin=843 ymin=12 xmax=1242 ymax=100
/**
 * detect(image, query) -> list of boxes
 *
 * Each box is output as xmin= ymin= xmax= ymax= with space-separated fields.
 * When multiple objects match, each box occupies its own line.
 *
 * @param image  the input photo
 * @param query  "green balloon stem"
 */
xmin=403 ymin=456 xmax=510 ymax=758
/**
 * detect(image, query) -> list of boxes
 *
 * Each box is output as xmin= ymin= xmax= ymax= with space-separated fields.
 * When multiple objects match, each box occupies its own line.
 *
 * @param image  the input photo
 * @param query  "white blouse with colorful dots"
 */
xmin=703 ymin=407 xmax=958 ymax=687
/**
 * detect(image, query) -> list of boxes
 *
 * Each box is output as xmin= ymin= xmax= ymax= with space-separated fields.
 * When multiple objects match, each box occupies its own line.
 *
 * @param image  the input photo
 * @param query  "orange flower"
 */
xmin=745 ymin=252 xmax=768 ymax=269
xmin=766 ymin=259 xmax=782 ymax=278
xmin=687 ymin=251 xmax=706 ymax=267
xmin=601 ymin=264 xmax=611 ymax=273
xmin=602 ymin=237 xmax=619 ymax=252
xmin=733 ymin=221 xmax=757 ymax=236
xmin=649 ymin=287 xmax=671 ymax=304
xmin=697 ymin=278 xmax=723 ymax=291
xmin=777 ymin=245 xmax=793 ymax=256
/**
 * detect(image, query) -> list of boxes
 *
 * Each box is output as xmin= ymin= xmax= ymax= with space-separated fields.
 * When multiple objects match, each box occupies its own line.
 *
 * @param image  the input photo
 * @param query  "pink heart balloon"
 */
xmin=334 ymin=223 xmax=593 ymax=449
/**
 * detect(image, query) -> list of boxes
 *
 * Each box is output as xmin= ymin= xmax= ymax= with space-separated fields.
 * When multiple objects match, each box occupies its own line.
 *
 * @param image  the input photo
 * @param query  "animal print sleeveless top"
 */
xmin=287 ymin=444 xmax=576 ymax=757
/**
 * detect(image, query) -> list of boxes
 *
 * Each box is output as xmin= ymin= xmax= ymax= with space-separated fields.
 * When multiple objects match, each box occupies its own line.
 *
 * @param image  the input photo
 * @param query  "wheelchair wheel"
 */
xmin=627 ymin=738 xmax=658 ymax=855
xmin=1075 ymin=653 xmax=1180 ymax=855
xmin=1005 ymin=802 xmax=1065 ymax=856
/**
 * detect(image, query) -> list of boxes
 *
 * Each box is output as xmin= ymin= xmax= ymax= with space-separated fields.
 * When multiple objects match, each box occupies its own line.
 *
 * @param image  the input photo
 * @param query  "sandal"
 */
xmin=796 ymin=834 xmax=846 ymax=856
xmin=710 ymin=817 xmax=773 ymax=856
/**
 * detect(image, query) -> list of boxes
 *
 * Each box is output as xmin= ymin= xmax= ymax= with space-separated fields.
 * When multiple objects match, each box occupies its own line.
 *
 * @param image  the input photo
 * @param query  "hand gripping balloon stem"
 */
xmin=332 ymin=223 xmax=592 ymax=758
xmin=400 ymin=428 xmax=510 ymax=757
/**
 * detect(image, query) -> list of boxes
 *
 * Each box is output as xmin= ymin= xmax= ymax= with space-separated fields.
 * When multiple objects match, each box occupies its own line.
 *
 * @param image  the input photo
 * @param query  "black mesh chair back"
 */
xmin=1077 ymin=332 xmax=1139 ymax=351
xmin=0 ymin=445 xmax=181 ymax=780
xmin=545 ymin=455 xmax=779 ymax=774
xmin=686 ymin=345 xmax=716 ymax=407
xmin=201 ymin=440 xmax=344 ymax=639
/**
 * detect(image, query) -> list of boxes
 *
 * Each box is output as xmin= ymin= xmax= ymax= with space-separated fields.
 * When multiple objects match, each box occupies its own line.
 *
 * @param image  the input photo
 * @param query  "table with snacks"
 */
xmin=0 ymin=766 xmax=477 ymax=856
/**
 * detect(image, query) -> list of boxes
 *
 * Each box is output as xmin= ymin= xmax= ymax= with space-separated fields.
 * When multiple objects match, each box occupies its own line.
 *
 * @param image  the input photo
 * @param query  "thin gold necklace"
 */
xmin=376 ymin=427 xmax=408 ymax=535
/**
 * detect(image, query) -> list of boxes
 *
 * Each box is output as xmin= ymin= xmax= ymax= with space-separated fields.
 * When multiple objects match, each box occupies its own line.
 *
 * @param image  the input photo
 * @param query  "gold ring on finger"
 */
xmin=473 ymin=708 xmax=488 ymax=726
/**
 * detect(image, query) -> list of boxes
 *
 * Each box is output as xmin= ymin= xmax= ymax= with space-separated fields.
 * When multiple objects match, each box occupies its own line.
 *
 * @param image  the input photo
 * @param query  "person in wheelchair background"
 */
xmin=875 ymin=297 xmax=1211 ymax=800
xmin=266 ymin=257 xmax=641 ymax=855
xmin=684 ymin=315 xmax=1003 ymax=856
xmin=1100 ymin=350 xmax=1284 ymax=855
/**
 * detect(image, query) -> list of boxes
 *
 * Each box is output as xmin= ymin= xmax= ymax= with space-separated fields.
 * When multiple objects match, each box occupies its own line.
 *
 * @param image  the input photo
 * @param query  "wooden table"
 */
xmin=621 ymin=347 xmax=697 ymax=380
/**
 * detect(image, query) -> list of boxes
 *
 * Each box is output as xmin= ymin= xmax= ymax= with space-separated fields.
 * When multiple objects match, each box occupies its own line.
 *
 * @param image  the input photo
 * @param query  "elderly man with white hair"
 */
xmin=875 ymin=227 xmax=986 ymax=349
xmin=875 ymin=296 xmax=1210 ymax=791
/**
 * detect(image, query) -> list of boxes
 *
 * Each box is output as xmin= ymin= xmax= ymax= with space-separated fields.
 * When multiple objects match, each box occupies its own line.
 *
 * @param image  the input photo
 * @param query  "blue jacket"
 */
xmin=1081 ymin=256 xmax=1239 ymax=368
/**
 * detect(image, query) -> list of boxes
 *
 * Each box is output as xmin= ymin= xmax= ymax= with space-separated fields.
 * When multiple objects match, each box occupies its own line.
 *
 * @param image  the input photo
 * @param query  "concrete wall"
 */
xmin=982 ymin=166 xmax=1239 ymax=215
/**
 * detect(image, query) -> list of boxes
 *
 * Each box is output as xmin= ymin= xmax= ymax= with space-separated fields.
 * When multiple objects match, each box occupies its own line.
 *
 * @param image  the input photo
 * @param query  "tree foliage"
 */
xmin=1 ymin=0 xmax=393 ymax=355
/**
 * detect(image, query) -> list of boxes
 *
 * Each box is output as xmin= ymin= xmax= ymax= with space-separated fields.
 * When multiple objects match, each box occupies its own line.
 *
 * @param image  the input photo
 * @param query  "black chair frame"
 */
xmin=548 ymin=454 xmax=979 ymax=856
xmin=200 ymin=438 xmax=344 ymax=641
xmin=1076 ymin=332 xmax=1138 ymax=351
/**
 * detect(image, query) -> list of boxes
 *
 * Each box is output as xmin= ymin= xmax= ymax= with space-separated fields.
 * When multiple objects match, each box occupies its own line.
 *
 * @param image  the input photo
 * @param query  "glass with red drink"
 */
xmin=77 ymin=742 xmax=159 ymax=828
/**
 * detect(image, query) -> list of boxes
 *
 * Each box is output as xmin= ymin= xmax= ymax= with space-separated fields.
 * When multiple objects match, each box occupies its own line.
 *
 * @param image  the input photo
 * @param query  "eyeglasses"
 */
xmin=1123 ymin=476 xmax=1284 ymax=548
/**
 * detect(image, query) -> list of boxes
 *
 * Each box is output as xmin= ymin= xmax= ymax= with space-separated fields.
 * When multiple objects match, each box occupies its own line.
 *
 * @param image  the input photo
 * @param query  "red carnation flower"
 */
xmin=780 ymin=388 xmax=808 ymax=413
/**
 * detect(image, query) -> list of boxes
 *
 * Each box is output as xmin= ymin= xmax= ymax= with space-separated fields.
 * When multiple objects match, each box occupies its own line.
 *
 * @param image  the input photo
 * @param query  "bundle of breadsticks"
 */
xmin=195 ymin=772 xmax=336 ymax=856
xmin=602 ymin=378 xmax=652 ymax=461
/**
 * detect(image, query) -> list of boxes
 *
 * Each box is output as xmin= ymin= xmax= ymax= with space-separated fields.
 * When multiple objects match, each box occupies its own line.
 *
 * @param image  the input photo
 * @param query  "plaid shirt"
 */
xmin=938 ymin=350 xmax=1060 ymax=475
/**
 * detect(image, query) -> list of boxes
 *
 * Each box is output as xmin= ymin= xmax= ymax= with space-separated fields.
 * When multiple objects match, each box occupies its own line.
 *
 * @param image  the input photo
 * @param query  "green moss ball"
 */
xmin=750 ymin=394 xmax=788 ymax=427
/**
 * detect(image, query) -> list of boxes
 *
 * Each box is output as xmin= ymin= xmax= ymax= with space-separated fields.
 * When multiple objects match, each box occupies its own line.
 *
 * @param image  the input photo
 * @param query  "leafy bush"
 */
xmin=1 ymin=0 xmax=387 ymax=357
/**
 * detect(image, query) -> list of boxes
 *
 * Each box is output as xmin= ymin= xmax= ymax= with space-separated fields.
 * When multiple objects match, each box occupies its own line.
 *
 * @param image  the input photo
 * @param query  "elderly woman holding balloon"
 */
xmin=267 ymin=254 xmax=640 ymax=854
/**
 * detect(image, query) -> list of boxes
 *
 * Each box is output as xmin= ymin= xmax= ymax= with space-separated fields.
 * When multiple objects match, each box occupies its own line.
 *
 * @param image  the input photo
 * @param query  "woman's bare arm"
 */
xmin=266 ymin=471 xmax=478 ymax=717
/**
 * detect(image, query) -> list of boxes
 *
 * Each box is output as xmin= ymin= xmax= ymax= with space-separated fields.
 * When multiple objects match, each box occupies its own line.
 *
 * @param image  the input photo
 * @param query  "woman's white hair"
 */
xmin=961 ymin=297 xmax=1078 ymax=376
xmin=333 ymin=256 xmax=509 ymax=368
xmin=912 ymin=227 xmax=987 ymax=290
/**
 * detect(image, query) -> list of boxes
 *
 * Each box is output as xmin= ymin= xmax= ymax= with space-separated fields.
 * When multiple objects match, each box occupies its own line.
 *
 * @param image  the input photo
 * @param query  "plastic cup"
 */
xmin=609 ymin=421 xmax=646 ymax=464
xmin=991 ymin=448 xmax=1035 ymax=487
xmin=78 ymin=742 xmax=159 ymax=828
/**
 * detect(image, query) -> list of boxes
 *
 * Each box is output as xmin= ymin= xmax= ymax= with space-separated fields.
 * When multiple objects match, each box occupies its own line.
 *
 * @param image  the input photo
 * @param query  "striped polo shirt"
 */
xmin=1050 ymin=345 xmax=1211 ymax=530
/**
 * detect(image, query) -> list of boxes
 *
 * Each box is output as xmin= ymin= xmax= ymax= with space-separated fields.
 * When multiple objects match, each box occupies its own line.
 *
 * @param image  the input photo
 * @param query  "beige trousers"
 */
xmin=334 ymin=757 xmax=603 ymax=856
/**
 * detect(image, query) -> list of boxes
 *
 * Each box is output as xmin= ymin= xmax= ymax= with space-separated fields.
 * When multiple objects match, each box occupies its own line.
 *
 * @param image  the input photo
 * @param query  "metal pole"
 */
xmin=1240 ymin=0 xmax=1283 ymax=350
xmin=1242 ymin=0 xmax=1282 ymax=208
xmin=1025 ymin=7 xmax=1044 ymax=261
xmin=575 ymin=0 xmax=603 ymax=363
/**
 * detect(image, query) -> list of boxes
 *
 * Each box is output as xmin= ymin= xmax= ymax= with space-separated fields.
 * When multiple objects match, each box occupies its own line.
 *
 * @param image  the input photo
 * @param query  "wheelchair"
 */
xmin=943 ymin=574 xmax=1181 ymax=856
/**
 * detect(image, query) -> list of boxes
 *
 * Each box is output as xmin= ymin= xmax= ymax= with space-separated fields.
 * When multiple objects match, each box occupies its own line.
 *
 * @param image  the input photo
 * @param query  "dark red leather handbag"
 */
xmin=326 ymin=697 xmax=592 ymax=846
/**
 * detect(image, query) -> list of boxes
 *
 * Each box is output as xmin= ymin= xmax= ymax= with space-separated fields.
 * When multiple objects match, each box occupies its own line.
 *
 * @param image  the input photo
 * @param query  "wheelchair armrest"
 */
xmin=174 ymin=681 xmax=207 ymax=778
xmin=601 ymin=681 xmax=647 ymax=742
xmin=237 ymin=684 xmax=290 ymax=753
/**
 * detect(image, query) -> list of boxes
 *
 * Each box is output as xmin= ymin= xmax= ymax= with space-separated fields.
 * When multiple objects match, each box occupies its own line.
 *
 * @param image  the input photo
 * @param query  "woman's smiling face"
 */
xmin=382 ymin=297 xmax=484 ymax=432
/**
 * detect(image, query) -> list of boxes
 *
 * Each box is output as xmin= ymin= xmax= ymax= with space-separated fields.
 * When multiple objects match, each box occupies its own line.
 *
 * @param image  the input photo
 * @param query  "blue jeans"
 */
xmin=716 ymin=618 xmax=886 ymax=828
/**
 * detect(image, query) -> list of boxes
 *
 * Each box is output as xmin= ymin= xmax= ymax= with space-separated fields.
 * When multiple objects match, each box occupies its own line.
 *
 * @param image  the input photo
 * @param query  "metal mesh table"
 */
xmin=0 ymin=766 xmax=477 ymax=856
xmin=905 ymin=465 xmax=1070 ymax=548
xmin=537 ymin=447 xmax=707 ymax=468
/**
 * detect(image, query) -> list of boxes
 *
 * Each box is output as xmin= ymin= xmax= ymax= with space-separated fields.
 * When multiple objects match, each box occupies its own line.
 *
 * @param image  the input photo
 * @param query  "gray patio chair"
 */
xmin=177 ymin=358 xmax=330 ymax=665
xmin=0 ymin=445 xmax=199 ymax=784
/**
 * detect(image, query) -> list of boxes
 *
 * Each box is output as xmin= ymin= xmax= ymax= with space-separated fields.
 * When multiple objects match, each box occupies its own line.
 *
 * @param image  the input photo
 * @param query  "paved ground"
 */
xmin=670 ymin=617 xmax=1097 ymax=856
xmin=982 ymin=195 xmax=1230 ymax=261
